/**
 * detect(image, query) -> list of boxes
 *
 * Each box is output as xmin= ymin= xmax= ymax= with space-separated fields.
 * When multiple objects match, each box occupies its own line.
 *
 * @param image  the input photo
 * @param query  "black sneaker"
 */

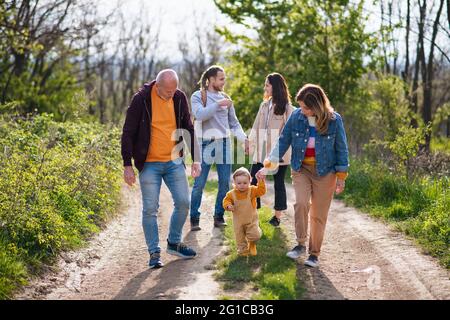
xmin=166 ymin=240 xmax=196 ymax=259
xmin=269 ymin=216 xmax=280 ymax=227
xmin=190 ymin=218 xmax=201 ymax=231
xmin=214 ymin=216 xmax=227 ymax=228
xmin=286 ymin=245 xmax=306 ymax=259
xmin=304 ymin=255 xmax=319 ymax=268
xmin=149 ymin=252 xmax=164 ymax=269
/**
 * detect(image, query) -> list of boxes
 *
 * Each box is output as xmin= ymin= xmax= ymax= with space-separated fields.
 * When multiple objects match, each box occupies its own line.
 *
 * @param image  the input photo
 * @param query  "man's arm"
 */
xmin=121 ymin=93 xmax=142 ymax=167
xmin=180 ymin=91 xmax=202 ymax=164
xmin=228 ymin=104 xmax=247 ymax=142
xmin=191 ymin=92 xmax=219 ymax=121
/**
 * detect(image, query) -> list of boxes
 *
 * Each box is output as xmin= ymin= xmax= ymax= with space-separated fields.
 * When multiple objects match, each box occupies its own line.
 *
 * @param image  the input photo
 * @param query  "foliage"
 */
xmin=0 ymin=112 xmax=122 ymax=299
xmin=337 ymin=158 xmax=449 ymax=268
xmin=215 ymin=0 xmax=378 ymax=130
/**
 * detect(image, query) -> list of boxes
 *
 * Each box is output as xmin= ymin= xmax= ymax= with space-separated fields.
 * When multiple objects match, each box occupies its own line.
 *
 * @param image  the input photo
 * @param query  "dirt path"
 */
xmin=261 ymin=180 xmax=450 ymax=300
xmin=15 ymin=169 xmax=450 ymax=300
xmin=16 ymin=178 xmax=227 ymax=300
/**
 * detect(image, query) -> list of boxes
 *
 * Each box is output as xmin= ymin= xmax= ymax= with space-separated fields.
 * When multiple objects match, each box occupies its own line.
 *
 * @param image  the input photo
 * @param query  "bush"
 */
xmin=0 ymin=112 xmax=122 ymax=298
xmin=338 ymin=158 xmax=449 ymax=268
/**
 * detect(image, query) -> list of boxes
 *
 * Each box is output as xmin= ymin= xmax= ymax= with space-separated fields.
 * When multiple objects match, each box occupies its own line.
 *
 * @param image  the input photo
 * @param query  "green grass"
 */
xmin=216 ymin=207 xmax=304 ymax=299
xmin=337 ymin=158 xmax=449 ymax=268
xmin=431 ymin=136 xmax=450 ymax=155
xmin=187 ymin=175 xmax=218 ymax=193
xmin=194 ymin=172 xmax=304 ymax=300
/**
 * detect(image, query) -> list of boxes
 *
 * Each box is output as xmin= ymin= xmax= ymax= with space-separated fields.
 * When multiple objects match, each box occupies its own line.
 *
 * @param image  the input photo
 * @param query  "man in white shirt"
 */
xmin=189 ymin=65 xmax=247 ymax=230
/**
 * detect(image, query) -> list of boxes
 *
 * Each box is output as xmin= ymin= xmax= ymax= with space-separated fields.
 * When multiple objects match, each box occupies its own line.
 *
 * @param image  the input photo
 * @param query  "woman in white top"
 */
xmin=247 ymin=73 xmax=294 ymax=227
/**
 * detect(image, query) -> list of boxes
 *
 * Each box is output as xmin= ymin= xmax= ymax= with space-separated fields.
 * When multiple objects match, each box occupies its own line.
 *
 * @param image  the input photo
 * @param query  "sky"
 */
xmin=97 ymin=0 xmax=239 ymax=61
xmin=95 ymin=0 xmax=449 ymax=66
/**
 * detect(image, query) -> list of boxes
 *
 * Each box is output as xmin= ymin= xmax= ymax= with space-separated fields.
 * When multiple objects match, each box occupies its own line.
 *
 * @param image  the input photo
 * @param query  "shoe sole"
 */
xmin=166 ymin=249 xmax=196 ymax=259
xmin=304 ymin=260 xmax=319 ymax=268
xmin=286 ymin=249 xmax=306 ymax=259
xmin=149 ymin=263 xmax=164 ymax=269
xmin=286 ymin=252 xmax=301 ymax=259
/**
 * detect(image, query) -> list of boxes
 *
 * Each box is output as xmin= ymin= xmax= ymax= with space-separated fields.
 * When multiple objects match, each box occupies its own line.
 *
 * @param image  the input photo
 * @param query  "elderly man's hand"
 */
xmin=124 ymin=166 xmax=136 ymax=186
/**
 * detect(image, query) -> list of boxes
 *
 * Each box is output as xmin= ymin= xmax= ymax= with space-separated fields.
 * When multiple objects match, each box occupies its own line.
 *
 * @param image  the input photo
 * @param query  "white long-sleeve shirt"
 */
xmin=191 ymin=90 xmax=247 ymax=141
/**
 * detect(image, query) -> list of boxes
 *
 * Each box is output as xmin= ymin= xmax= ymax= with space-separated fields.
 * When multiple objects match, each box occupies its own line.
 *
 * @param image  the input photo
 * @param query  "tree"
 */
xmin=214 ymin=0 xmax=377 ymax=131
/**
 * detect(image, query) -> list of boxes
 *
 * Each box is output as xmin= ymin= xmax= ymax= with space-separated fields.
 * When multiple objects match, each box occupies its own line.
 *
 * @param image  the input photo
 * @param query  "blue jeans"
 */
xmin=190 ymin=138 xmax=232 ymax=219
xmin=139 ymin=161 xmax=190 ymax=254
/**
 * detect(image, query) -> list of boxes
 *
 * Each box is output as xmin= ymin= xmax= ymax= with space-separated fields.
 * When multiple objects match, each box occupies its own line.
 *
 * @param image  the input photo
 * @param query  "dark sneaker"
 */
xmin=214 ymin=216 xmax=227 ymax=228
xmin=286 ymin=245 xmax=306 ymax=259
xmin=149 ymin=252 xmax=164 ymax=269
xmin=166 ymin=240 xmax=196 ymax=259
xmin=269 ymin=216 xmax=280 ymax=227
xmin=190 ymin=218 xmax=201 ymax=231
xmin=304 ymin=255 xmax=319 ymax=268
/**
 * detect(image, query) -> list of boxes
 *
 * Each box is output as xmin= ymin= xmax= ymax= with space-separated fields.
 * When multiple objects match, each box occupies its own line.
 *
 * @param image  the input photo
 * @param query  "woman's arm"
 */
xmin=267 ymin=110 xmax=295 ymax=164
xmin=334 ymin=114 xmax=349 ymax=175
xmin=248 ymin=102 xmax=264 ymax=154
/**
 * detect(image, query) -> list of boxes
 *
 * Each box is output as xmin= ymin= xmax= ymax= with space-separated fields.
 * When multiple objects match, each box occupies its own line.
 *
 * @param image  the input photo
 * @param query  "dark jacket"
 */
xmin=121 ymin=80 xmax=201 ymax=172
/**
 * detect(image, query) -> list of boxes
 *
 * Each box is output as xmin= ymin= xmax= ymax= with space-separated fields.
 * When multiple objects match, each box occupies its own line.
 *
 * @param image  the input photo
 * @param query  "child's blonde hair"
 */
xmin=232 ymin=167 xmax=251 ymax=180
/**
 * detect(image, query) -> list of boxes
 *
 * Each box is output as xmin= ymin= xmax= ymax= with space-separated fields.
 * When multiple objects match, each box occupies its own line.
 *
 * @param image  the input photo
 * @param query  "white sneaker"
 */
xmin=286 ymin=245 xmax=306 ymax=259
xmin=304 ymin=255 xmax=319 ymax=268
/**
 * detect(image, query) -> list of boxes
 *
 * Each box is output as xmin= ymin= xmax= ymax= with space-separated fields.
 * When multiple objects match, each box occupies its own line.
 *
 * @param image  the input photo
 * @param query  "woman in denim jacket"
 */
xmin=257 ymin=84 xmax=349 ymax=268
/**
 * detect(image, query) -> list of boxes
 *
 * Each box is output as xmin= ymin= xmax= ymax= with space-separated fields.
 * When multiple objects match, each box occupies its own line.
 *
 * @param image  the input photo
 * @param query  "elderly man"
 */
xmin=121 ymin=69 xmax=202 ymax=268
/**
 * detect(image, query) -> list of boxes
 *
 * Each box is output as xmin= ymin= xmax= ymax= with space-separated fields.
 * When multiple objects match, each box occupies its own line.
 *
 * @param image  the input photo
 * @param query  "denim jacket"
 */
xmin=268 ymin=108 xmax=349 ymax=176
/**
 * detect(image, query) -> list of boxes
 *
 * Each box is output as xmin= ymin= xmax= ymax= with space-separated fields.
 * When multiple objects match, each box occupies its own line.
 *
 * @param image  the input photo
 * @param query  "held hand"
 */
xmin=124 ymin=166 xmax=136 ymax=186
xmin=218 ymin=98 xmax=233 ymax=109
xmin=256 ymin=168 xmax=266 ymax=181
xmin=191 ymin=162 xmax=202 ymax=178
xmin=335 ymin=179 xmax=345 ymax=195
xmin=226 ymin=205 xmax=235 ymax=212
xmin=244 ymin=139 xmax=250 ymax=155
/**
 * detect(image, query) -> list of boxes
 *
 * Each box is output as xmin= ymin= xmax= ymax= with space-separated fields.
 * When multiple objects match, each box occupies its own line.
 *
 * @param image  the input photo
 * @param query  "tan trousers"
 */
xmin=231 ymin=190 xmax=262 ymax=253
xmin=292 ymin=164 xmax=336 ymax=256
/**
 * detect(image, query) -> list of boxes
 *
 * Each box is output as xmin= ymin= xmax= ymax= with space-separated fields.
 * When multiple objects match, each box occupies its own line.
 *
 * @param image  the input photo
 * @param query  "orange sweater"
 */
xmin=146 ymin=86 xmax=177 ymax=162
xmin=223 ymin=180 xmax=266 ymax=210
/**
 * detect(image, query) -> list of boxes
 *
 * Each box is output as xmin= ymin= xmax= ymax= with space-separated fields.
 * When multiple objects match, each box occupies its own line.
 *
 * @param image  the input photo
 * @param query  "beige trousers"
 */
xmin=291 ymin=164 xmax=336 ymax=256
xmin=231 ymin=190 xmax=262 ymax=253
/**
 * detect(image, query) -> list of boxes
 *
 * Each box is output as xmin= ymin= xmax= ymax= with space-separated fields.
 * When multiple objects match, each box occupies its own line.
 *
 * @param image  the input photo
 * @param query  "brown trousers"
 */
xmin=292 ymin=164 xmax=336 ymax=256
xmin=231 ymin=190 xmax=262 ymax=253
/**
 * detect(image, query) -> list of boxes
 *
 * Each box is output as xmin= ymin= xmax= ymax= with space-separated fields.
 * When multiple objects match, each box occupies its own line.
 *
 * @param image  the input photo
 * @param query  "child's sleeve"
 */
xmin=223 ymin=191 xmax=234 ymax=211
xmin=252 ymin=179 xmax=266 ymax=198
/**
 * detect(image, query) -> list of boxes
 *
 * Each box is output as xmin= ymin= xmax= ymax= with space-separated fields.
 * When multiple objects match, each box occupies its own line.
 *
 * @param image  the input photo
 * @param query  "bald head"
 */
xmin=156 ymin=69 xmax=179 ymax=85
xmin=155 ymin=69 xmax=179 ymax=100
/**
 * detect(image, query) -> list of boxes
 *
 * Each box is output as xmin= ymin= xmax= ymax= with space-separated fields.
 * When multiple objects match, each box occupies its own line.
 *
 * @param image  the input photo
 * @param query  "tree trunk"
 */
xmin=422 ymin=0 xmax=445 ymax=151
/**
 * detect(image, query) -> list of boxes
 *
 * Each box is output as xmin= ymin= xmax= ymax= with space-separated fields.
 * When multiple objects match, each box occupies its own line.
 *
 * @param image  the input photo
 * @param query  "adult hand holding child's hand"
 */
xmin=256 ymin=168 xmax=266 ymax=181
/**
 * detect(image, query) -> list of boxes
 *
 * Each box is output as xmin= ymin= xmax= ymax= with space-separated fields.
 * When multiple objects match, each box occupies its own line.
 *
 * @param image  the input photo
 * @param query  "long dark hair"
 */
xmin=198 ymin=65 xmax=224 ymax=90
xmin=266 ymin=73 xmax=291 ymax=115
